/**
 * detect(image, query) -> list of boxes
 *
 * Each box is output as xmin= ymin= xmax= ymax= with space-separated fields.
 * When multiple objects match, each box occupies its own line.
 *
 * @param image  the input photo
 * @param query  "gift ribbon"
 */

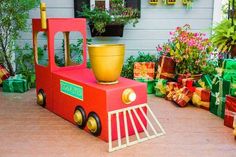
xmin=155 ymin=80 xmax=166 ymax=94
xmin=192 ymin=93 xmax=209 ymax=108
xmin=134 ymin=63 xmax=154 ymax=79
xmin=157 ymin=56 xmax=175 ymax=79
xmin=225 ymin=109 xmax=236 ymax=117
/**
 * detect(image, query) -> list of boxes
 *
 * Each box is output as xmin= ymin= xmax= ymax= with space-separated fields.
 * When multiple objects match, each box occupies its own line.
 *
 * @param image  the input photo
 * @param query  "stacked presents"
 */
xmin=134 ymin=57 xmax=236 ymax=138
xmin=0 ymin=65 xmax=29 ymax=93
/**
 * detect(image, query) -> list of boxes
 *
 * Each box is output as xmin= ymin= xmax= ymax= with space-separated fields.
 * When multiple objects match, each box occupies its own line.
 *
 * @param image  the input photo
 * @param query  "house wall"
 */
xmin=19 ymin=0 xmax=214 ymax=58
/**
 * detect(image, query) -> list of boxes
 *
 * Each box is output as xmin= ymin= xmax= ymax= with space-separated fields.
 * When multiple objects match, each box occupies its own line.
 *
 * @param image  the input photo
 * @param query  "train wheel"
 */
xmin=87 ymin=112 xmax=102 ymax=136
xmin=37 ymin=89 xmax=46 ymax=107
xmin=73 ymin=106 xmax=86 ymax=129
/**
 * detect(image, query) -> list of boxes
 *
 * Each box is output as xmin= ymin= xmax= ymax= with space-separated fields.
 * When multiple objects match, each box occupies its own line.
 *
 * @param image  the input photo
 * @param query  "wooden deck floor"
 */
xmin=0 ymin=89 xmax=235 ymax=157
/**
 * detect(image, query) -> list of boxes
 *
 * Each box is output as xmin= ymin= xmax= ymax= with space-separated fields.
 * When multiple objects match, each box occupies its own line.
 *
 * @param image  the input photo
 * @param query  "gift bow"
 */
xmin=215 ymin=92 xmax=220 ymax=106
xmin=198 ymin=80 xmax=206 ymax=89
xmin=155 ymin=81 xmax=166 ymax=94
xmin=192 ymin=93 xmax=210 ymax=108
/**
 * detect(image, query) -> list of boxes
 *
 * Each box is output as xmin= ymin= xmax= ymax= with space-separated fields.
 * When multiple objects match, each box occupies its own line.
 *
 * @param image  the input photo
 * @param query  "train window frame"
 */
xmin=34 ymin=31 xmax=49 ymax=67
xmin=54 ymin=31 xmax=85 ymax=68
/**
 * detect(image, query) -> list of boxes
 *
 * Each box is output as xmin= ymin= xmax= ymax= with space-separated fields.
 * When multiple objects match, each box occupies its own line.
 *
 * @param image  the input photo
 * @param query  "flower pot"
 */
xmin=88 ymin=44 xmax=125 ymax=84
xmin=230 ymin=45 xmax=236 ymax=57
xmin=89 ymin=24 xmax=124 ymax=37
xmin=178 ymin=73 xmax=202 ymax=81
xmin=228 ymin=10 xmax=236 ymax=18
xmin=167 ymin=0 xmax=176 ymax=5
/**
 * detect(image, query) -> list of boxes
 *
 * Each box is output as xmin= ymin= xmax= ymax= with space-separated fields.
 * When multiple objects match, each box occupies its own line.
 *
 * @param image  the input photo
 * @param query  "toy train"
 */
xmin=32 ymin=3 xmax=164 ymax=152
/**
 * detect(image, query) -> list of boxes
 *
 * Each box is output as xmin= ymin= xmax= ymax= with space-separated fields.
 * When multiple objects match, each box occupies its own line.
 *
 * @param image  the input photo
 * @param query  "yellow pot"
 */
xmin=88 ymin=44 xmax=125 ymax=84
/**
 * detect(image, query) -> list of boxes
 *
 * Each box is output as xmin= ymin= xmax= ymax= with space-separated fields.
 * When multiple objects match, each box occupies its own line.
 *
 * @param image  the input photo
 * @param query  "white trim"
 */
xmin=212 ymin=0 xmax=223 ymax=26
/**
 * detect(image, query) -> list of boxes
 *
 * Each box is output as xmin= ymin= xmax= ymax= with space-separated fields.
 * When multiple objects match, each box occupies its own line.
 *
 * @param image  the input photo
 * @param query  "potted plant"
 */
xmin=182 ymin=0 xmax=194 ymax=9
xmin=163 ymin=0 xmax=176 ymax=5
xmin=149 ymin=0 xmax=158 ymax=5
xmin=211 ymin=19 xmax=236 ymax=58
xmin=157 ymin=24 xmax=213 ymax=78
xmin=80 ymin=0 xmax=139 ymax=37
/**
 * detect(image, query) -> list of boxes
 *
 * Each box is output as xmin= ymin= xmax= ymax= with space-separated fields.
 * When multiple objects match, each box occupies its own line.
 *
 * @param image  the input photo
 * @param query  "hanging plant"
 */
xmin=163 ymin=0 xmax=176 ymax=5
xmin=182 ymin=0 xmax=194 ymax=9
xmin=149 ymin=0 xmax=158 ymax=5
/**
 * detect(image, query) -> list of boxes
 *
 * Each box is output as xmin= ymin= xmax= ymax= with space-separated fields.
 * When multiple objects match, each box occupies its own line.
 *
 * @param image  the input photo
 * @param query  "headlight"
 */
xmin=122 ymin=88 xmax=136 ymax=104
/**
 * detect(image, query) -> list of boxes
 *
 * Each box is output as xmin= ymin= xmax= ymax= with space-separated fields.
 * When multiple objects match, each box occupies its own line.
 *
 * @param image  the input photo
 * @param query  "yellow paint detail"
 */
xmin=74 ymin=110 xmax=83 ymax=125
xmin=37 ymin=93 xmax=44 ymax=106
xmin=87 ymin=117 xmax=97 ymax=133
xmin=40 ymin=2 xmax=47 ymax=29
xmin=122 ymin=88 xmax=136 ymax=104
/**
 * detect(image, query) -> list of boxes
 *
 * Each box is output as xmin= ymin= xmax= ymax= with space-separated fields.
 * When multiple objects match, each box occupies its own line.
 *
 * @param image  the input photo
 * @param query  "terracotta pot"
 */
xmin=88 ymin=44 xmax=125 ymax=84
xmin=178 ymin=73 xmax=202 ymax=81
xmin=231 ymin=45 xmax=236 ymax=57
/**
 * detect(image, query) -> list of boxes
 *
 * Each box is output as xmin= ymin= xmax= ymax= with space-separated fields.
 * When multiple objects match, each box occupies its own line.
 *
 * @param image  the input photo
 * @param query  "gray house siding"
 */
xmin=19 ymin=0 xmax=214 ymax=58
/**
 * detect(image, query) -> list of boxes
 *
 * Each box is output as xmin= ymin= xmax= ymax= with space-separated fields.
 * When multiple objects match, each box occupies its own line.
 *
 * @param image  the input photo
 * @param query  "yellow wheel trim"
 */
xmin=74 ymin=110 xmax=83 ymax=125
xmin=37 ymin=93 xmax=44 ymax=106
xmin=87 ymin=117 xmax=97 ymax=133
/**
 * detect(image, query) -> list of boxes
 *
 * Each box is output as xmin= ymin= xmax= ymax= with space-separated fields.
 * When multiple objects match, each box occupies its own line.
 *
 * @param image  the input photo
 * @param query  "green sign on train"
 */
xmin=60 ymin=80 xmax=83 ymax=100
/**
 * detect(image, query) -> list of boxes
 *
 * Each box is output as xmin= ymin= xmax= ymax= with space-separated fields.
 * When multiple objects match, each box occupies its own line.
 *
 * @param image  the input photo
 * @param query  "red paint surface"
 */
xmin=224 ymin=95 xmax=236 ymax=129
xmin=32 ymin=18 xmax=147 ymax=142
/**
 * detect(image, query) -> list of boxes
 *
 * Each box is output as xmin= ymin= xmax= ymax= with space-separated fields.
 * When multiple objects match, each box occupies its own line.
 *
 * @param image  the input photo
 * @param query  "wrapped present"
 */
xmin=211 ymin=75 xmax=230 ymax=97
xmin=2 ymin=74 xmax=29 ymax=93
xmin=224 ymin=96 xmax=236 ymax=128
xmin=233 ymin=117 xmax=236 ymax=138
xmin=134 ymin=62 xmax=155 ymax=80
xmin=166 ymin=82 xmax=180 ymax=100
xmin=222 ymin=59 xmax=236 ymax=81
xmin=156 ymin=56 xmax=175 ymax=81
xmin=195 ymin=87 xmax=210 ymax=102
xmin=0 ymin=65 xmax=10 ymax=85
xmin=179 ymin=78 xmax=196 ymax=92
xmin=210 ymin=75 xmax=230 ymax=118
xmin=197 ymin=75 xmax=212 ymax=90
xmin=173 ymin=87 xmax=193 ymax=107
xmin=135 ymin=78 xmax=156 ymax=94
xmin=154 ymin=79 xmax=167 ymax=97
xmin=231 ymin=76 xmax=236 ymax=97
xmin=192 ymin=93 xmax=210 ymax=110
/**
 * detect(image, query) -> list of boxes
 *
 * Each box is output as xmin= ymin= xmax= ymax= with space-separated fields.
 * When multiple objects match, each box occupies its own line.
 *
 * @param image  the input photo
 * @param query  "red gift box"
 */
xmin=166 ymin=82 xmax=180 ymax=101
xmin=0 ymin=65 xmax=10 ymax=85
xmin=224 ymin=95 xmax=236 ymax=129
xmin=179 ymin=78 xmax=196 ymax=92
xmin=156 ymin=56 xmax=175 ymax=81
xmin=134 ymin=62 xmax=155 ymax=79
xmin=173 ymin=87 xmax=193 ymax=107
xmin=195 ymin=87 xmax=211 ymax=102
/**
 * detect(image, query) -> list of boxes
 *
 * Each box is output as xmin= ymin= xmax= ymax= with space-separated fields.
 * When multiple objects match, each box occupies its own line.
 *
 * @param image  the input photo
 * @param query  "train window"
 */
xmin=54 ymin=31 xmax=84 ymax=67
xmin=36 ymin=32 xmax=48 ymax=66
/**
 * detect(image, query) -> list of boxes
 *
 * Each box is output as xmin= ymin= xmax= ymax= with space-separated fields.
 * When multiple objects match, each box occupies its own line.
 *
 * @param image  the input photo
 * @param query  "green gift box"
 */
xmin=210 ymin=93 xmax=226 ymax=118
xmin=210 ymin=75 xmax=230 ymax=118
xmin=197 ymin=75 xmax=212 ymax=90
xmin=211 ymin=75 xmax=230 ymax=97
xmin=154 ymin=79 xmax=167 ymax=97
xmin=135 ymin=78 xmax=156 ymax=94
xmin=231 ymin=76 xmax=236 ymax=97
xmin=2 ymin=74 xmax=29 ymax=93
xmin=222 ymin=59 xmax=236 ymax=81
